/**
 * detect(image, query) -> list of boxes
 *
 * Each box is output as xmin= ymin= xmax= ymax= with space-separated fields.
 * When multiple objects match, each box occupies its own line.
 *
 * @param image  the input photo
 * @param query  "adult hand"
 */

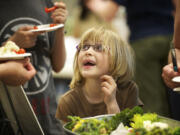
xmin=162 ymin=48 xmax=180 ymax=89
xmin=162 ymin=63 xmax=180 ymax=89
xmin=0 ymin=58 xmax=36 ymax=86
xmin=9 ymin=26 xmax=42 ymax=48
xmin=51 ymin=2 xmax=68 ymax=24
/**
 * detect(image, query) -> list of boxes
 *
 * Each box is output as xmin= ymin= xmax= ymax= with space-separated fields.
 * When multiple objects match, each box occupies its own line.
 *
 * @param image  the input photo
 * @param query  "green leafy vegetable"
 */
xmin=108 ymin=106 xmax=144 ymax=130
xmin=173 ymin=127 xmax=180 ymax=135
xmin=65 ymin=116 xmax=81 ymax=130
xmin=130 ymin=113 xmax=158 ymax=128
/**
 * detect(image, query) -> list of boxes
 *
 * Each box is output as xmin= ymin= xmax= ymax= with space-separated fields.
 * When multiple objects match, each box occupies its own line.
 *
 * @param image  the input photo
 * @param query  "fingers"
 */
xmin=52 ymin=16 xmax=67 ymax=24
xmin=162 ymin=64 xmax=180 ymax=88
xmin=162 ymin=64 xmax=174 ymax=79
xmin=162 ymin=64 xmax=180 ymax=80
xmin=25 ymin=63 xmax=36 ymax=74
xmin=19 ymin=26 xmax=33 ymax=31
xmin=100 ymin=75 xmax=116 ymax=86
xmin=100 ymin=75 xmax=117 ymax=93
xmin=51 ymin=2 xmax=68 ymax=24
xmin=22 ymin=60 xmax=36 ymax=79
xmin=51 ymin=9 xmax=67 ymax=19
xmin=19 ymin=26 xmax=43 ymax=36
xmin=17 ymin=27 xmax=39 ymax=48
xmin=25 ymin=62 xmax=33 ymax=71
xmin=54 ymin=2 xmax=66 ymax=9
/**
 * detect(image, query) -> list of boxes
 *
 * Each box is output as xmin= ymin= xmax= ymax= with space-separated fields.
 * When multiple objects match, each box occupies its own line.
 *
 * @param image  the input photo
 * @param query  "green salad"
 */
xmin=65 ymin=106 xmax=180 ymax=135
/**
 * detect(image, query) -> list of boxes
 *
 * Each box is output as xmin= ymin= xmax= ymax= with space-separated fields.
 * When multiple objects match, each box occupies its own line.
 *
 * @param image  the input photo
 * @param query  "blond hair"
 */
xmin=70 ymin=27 xmax=134 ymax=89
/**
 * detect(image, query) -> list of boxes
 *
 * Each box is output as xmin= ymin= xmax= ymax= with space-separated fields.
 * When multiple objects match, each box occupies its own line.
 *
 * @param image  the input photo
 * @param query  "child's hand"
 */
xmin=100 ymin=75 xmax=120 ymax=113
xmin=100 ymin=75 xmax=117 ymax=105
xmin=51 ymin=2 xmax=68 ymax=24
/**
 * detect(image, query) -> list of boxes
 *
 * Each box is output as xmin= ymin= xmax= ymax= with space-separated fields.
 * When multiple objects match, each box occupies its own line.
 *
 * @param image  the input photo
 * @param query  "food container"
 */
xmin=63 ymin=114 xmax=180 ymax=135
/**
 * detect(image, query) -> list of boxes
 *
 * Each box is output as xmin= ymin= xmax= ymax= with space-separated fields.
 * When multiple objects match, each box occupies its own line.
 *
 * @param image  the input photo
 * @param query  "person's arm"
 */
xmin=0 ymin=58 xmax=36 ymax=86
xmin=161 ymin=0 xmax=180 ymax=89
xmin=86 ymin=0 xmax=119 ymax=22
xmin=162 ymin=49 xmax=180 ymax=89
xmin=174 ymin=0 xmax=180 ymax=49
xmin=50 ymin=2 xmax=68 ymax=72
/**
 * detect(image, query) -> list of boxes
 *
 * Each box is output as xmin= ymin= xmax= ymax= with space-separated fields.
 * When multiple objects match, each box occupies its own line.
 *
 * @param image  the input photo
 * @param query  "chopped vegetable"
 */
xmin=65 ymin=116 xmax=81 ymax=131
xmin=0 ymin=41 xmax=26 ymax=56
xmin=173 ymin=127 xmax=180 ymax=135
xmin=109 ymin=106 xmax=144 ymax=130
xmin=49 ymin=24 xmax=57 ymax=27
xmin=33 ymin=26 xmax=38 ymax=29
xmin=65 ymin=116 xmax=110 ymax=135
xmin=130 ymin=113 xmax=158 ymax=129
xmin=45 ymin=6 xmax=57 ymax=13
xmin=14 ymin=48 xmax=26 ymax=54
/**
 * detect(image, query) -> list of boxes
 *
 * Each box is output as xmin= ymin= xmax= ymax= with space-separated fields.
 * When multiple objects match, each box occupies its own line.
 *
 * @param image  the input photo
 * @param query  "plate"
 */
xmin=172 ymin=76 xmax=180 ymax=83
xmin=173 ymin=87 xmax=180 ymax=92
xmin=0 ymin=53 xmax=31 ymax=61
xmin=30 ymin=24 xmax=64 ymax=32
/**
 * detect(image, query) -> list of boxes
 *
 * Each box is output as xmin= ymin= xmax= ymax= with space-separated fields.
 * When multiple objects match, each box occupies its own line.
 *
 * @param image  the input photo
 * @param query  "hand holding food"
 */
xmin=9 ymin=26 xmax=42 ymax=48
xmin=50 ymin=2 xmax=68 ymax=24
xmin=162 ymin=48 xmax=180 ymax=89
xmin=45 ymin=6 xmax=57 ymax=13
xmin=162 ymin=63 xmax=180 ymax=89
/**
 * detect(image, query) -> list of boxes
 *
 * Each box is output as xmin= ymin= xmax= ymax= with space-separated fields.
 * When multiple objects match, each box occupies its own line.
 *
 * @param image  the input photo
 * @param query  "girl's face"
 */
xmin=77 ymin=42 xmax=110 ymax=79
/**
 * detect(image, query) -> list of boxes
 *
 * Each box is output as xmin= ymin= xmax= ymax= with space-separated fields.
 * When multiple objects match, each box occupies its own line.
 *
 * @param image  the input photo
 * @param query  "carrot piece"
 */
xmin=49 ymin=24 xmax=57 ymax=27
xmin=45 ymin=6 xmax=57 ymax=13
xmin=33 ymin=26 xmax=38 ymax=29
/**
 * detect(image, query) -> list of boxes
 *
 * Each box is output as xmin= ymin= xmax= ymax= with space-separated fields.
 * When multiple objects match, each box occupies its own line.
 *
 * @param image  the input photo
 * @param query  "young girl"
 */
xmin=56 ymin=27 xmax=142 ymax=122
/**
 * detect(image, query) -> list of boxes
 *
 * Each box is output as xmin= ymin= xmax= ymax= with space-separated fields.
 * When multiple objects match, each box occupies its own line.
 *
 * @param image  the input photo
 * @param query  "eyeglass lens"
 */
xmin=81 ymin=44 xmax=103 ymax=52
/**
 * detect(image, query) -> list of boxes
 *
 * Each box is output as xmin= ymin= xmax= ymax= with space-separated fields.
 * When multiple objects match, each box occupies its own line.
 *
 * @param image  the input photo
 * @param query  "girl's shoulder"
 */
xmin=59 ymin=87 xmax=83 ymax=102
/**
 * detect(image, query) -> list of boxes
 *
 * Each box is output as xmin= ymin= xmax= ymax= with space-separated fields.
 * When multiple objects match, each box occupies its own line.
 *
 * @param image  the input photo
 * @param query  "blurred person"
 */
xmin=72 ymin=0 xmax=118 ymax=39
xmin=0 ymin=0 xmax=67 ymax=134
xmin=56 ymin=27 xmax=143 ymax=123
xmin=86 ymin=0 xmax=174 ymax=117
xmin=162 ymin=0 xmax=180 ymax=121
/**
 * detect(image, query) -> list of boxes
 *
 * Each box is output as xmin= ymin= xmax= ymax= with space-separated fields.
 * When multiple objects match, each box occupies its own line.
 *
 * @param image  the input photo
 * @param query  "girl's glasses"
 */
xmin=76 ymin=44 xmax=104 ymax=52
